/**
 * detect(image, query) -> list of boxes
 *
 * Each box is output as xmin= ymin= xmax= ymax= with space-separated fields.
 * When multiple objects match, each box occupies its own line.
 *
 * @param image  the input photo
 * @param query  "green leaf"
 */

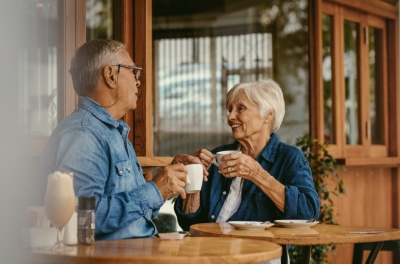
xmin=290 ymin=134 xmax=346 ymax=263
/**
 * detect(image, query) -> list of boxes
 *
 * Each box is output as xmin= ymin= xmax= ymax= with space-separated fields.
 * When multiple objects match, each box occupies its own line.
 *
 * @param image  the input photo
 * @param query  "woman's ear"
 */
xmin=102 ymin=65 xmax=118 ymax=89
xmin=265 ymin=111 xmax=274 ymax=123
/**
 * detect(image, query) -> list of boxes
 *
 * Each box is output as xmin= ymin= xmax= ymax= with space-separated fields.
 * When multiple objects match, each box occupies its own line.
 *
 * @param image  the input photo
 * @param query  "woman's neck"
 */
xmin=239 ymin=133 xmax=271 ymax=158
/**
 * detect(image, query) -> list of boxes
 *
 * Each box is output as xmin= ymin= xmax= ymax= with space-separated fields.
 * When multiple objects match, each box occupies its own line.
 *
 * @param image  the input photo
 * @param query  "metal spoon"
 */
xmin=306 ymin=218 xmax=316 ymax=223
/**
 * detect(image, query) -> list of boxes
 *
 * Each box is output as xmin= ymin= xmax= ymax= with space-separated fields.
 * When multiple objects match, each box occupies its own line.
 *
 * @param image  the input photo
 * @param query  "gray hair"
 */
xmin=69 ymin=39 xmax=127 ymax=95
xmin=226 ymin=80 xmax=285 ymax=133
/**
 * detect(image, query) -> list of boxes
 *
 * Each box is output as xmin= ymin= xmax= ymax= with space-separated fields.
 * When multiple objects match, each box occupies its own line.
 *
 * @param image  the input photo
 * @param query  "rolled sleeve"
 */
xmin=282 ymin=161 xmax=320 ymax=220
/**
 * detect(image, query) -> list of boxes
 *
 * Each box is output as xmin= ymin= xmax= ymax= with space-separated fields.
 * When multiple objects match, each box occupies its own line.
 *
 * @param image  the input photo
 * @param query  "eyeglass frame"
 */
xmin=111 ymin=64 xmax=143 ymax=80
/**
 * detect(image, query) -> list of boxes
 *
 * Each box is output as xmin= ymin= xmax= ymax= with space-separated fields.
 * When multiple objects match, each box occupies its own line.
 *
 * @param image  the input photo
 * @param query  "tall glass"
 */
xmin=44 ymin=171 xmax=75 ymax=251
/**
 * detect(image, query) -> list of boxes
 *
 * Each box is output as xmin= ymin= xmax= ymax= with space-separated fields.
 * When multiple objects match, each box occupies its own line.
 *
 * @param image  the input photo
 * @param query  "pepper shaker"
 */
xmin=77 ymin=197 xmax=95 ymax=245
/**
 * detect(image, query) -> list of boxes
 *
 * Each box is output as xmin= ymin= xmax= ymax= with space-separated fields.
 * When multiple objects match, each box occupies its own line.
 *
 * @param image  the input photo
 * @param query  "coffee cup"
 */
xmin=213 ymin=150 xmax=242 ymax=167
xmin=184 ymin=164 xmax=203 ymax=193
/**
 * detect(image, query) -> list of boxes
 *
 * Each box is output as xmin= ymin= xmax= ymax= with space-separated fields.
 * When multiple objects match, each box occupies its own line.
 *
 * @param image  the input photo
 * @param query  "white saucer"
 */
xmin=228 ymin=221 xmax=274 ymax=230
xmin=274 ymin=220 xmax=319 ymax=229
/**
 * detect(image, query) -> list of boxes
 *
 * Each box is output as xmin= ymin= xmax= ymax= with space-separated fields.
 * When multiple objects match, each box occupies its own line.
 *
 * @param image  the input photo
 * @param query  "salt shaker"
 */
xmin=77 ymin=196 xmax=95 ymax=245
xmin=63 ymin=198 xmax=78 ymax=245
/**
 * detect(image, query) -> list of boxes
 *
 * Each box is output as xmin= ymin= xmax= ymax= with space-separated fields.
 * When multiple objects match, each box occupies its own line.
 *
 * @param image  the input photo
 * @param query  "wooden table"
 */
xmin=24 ymin=236 xmax=282 ymax=264
xmin=190 ymin=223 xmax=400 ymax=264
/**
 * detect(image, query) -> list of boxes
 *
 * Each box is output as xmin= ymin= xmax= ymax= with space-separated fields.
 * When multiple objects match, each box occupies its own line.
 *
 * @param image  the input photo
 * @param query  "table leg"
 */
xmin=281 ymin=245 xmax=289 ymax=264
xmin=302 ymin=245 xmax=311 ymax=264
xmin=364 ymin=241 xmax=383 ymax=264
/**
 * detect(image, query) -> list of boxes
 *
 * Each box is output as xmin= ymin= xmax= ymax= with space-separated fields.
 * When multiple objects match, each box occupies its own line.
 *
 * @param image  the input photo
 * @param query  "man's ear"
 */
xmin=102 ymin=65 xmax=118 ymax=88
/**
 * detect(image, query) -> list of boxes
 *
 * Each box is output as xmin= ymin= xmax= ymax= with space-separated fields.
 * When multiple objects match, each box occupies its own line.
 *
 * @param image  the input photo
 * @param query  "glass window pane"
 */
xmin=153 ymin=1 xmax=310 ymax=155
xmin=368 ymin=27 xmax=384 ymax=144
xmin=322 ymin=14 xmax=335 ymax=144
xmin=17 ymin=0 xmax=60 ymax=136
xmin=86 ymin=0 xmax=113 ymax=40
xmin=343 ymin=20 xmax=360 ymax=145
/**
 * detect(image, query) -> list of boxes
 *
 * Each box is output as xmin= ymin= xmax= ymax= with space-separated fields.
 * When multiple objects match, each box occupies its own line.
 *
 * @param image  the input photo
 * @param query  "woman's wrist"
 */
xmin=182 ymin=192 xmax=201 ymax=214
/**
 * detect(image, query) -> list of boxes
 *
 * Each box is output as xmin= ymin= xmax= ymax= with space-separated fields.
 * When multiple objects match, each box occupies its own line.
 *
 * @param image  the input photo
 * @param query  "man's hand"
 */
xmin=172 ymin=154 xmax=209 ymax=182
xmin=171 ymin=154 xmax=200 ymax=165
xmin=152 ymin=163 xmax=188 ymax=200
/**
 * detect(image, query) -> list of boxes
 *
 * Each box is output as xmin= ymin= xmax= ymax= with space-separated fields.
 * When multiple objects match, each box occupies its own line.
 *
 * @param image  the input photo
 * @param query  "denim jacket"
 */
xmin=41 ymin=96 xmax=164 ymax=240
xmin=175 ymin=133 xmax=320 ymax=231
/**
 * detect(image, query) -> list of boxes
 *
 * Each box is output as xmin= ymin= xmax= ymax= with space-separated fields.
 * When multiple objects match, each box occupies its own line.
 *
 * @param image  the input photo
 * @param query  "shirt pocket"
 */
xmin=115 ymin=160 xmax=135 ymax=192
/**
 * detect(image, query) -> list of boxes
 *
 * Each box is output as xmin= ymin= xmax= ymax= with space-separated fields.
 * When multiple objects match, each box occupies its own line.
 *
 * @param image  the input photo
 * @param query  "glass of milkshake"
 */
xmin=44 ymin=171 xmax=75 ymax=251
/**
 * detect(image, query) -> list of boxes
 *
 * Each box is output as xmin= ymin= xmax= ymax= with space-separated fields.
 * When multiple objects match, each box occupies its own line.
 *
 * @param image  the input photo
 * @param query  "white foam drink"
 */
xmin=44 ymin=171 xmax=75 ymax=229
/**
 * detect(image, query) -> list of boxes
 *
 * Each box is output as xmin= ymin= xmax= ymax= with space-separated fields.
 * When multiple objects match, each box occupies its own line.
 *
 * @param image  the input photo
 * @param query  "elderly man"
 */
xmin=41 ymin=39 xmax=200 ymax=240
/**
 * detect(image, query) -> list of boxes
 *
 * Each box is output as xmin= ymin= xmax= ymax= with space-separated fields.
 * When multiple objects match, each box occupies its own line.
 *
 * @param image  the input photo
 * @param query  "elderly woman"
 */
xmin=174 ymin=80 xmax=320 ymax=232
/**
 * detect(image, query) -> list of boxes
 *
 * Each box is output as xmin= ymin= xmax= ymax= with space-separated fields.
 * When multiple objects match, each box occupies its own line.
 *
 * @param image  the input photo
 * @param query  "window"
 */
xmin=17 ymin=0 xmax=61 ymax=137
xmin=86 ymin=0 xmax=113 ymax=40
xmin=153 ymin=0 xmax=310 ymax=156
xmin=15 ymin=0 xmax=84 ymax=157
xmin=320 ymin=2 xmax=391 ymax=159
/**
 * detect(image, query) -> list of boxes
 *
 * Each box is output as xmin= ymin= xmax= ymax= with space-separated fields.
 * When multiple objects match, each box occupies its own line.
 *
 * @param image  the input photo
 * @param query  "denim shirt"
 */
xmin=41 ymin=96 xmax=164 ymax=240
xmin=175 ymin=133 xmax=320 ymax=231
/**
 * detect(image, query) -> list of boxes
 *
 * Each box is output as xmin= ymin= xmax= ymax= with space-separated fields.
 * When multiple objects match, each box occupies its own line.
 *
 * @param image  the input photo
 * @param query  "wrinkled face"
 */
xmin=227 ymin=90 xmax=269 ymax=141
xmin=115 ymin=50 xmax=141 ymax=111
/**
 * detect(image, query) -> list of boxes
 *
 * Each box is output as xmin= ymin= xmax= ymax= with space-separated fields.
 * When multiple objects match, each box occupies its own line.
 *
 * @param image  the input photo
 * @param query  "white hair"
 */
xmin=226 ymin=79 xmax=285 ymax=133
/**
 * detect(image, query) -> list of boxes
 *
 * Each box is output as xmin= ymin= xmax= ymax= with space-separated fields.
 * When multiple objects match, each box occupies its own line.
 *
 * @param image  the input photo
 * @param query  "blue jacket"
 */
xmin=41 ymin=96 xmax=164 ymax=240
xmin=175 ymin=133 xmax=320 ymax=231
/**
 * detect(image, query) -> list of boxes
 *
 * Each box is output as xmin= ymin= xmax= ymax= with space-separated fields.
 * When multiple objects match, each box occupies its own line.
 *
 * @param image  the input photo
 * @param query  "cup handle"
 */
xmin=213 ymin=158 xmax=219 ymax=167
xmin=186 ymin=174 xmax=191 ymax=185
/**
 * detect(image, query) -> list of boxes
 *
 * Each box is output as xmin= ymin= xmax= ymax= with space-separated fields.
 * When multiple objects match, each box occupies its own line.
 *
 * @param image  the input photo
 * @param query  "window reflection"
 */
xmin=343 ymin=20 xmax=360 ymax=145
xmin=86 ymin=0 xmax=113 ymax=40
xmin=153 ymin=1 xmax=309 ymax=156
xmin=17 ymin=0 xmax=59 ymax=136
xmin=368 ymin=27 xmax=384 ymax=144
xmin=322 ymin=14 xmax=335 ymax=144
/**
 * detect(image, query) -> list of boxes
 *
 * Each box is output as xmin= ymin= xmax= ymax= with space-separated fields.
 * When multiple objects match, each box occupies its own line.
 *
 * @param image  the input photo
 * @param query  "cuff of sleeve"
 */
xmin=281 ymin=185 xmax=298 ymax=218
xmin=137 ymin=181 xmax=164 ymax=210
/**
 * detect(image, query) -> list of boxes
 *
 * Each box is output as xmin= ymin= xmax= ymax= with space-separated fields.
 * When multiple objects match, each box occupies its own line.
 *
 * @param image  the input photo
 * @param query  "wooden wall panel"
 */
xmin=325 ymin=167 xmax=395 ymax=263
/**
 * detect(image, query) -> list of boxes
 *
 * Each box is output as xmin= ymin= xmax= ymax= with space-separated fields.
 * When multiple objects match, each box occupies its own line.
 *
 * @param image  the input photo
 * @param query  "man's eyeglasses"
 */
xmin=112 ymin=64 xmax=142 ymax=80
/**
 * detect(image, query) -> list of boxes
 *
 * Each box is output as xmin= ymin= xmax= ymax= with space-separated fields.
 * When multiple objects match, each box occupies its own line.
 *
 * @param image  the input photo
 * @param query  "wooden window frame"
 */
xmin=311 ymin=0 xmax=400 ymax=166
xmin=113 ymin=0 xmax=163 ymax=179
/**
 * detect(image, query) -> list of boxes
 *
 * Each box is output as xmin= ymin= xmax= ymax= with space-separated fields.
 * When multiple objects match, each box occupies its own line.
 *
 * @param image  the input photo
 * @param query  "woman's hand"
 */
xmin=194 ymin=149 xmax=214 ymax=181
xmin=219 ymin=153 xmax=285 ymax=211
xmin=194 ymin=149 xmax=214 ymax=169
xmin=218 ymin=153 xmax=266 ymax=181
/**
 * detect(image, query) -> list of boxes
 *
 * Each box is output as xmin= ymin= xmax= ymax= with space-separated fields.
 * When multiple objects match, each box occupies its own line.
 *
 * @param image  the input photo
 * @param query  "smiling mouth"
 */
xmin=231 ymin=124 xmax=241 ymax=129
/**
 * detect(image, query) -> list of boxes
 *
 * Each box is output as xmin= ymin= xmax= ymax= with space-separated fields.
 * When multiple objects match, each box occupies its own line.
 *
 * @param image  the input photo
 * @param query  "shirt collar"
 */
xmin=258 ymin=133 xmax=280 ymax=163
xmin=77 ymin=96 xmax=124 ymax=129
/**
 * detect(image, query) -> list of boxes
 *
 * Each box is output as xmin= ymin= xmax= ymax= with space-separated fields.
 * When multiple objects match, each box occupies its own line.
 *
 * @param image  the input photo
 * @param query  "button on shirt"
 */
xmin=216 ymin=177 xmax=243 ymax=222
xmin=175 ymin=133 xmax=320 ymax=231
xmin=41 ymin=96 xmax=164 ymax=240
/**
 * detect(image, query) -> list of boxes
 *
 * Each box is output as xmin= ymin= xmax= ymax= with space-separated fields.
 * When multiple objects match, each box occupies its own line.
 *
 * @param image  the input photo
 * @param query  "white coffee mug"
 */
xmin=213 ymin=150 xmax=242 ymax=167
xmin=184 ymin=164 xmax=203 ymax=193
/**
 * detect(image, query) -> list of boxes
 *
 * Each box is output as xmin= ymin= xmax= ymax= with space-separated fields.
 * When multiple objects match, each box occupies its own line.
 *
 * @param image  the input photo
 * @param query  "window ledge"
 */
xmin=138 ymin=156 xmax=174 ymax=167
xmin=336 ymin=157 xmax=400 ymax=167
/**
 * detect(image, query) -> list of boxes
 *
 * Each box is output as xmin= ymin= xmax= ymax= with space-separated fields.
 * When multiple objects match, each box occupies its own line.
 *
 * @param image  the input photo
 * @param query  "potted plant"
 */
xmin=289 ymin=134 xmax=346 ymax=264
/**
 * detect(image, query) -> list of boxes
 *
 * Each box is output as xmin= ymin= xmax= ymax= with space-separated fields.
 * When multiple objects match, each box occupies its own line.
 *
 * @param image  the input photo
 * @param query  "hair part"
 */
xmin=69 ymin=39 xmax=127 ymax=95
xmin=226 ymin=79 xmax=285 ymax=133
